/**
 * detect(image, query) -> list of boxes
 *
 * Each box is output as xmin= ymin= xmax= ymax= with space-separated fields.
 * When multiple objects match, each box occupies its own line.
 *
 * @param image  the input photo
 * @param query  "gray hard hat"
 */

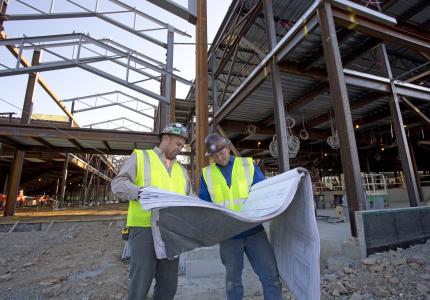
xmin=162 ymin=122 xmax=188 ymax=140
xmin=205 ymin=133 xmax=230 ymax=156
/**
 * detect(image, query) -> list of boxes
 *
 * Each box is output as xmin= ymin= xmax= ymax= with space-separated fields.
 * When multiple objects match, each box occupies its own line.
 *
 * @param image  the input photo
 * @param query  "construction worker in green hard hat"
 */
xmin=112 ymin=122 xmax=192 ymax=300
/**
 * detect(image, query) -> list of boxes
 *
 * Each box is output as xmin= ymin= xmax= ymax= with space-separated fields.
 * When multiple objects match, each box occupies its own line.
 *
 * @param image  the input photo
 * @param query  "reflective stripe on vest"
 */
xmin=127 ymin=149 xmax=187 ymax=227
xmin=202 ymin=157 xmax=254 ymax=212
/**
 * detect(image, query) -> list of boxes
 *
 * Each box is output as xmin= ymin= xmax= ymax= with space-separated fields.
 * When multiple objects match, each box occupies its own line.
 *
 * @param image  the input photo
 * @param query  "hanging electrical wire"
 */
xmin=299 ymin=114 xmax=309 ymax=140
xmin=244 ymin=124 xmax=257 ymax=136
xmin=327 ymin=113 xmax=340 ymax=150
xmin=269 ymin=134 xmax=278 ymax=158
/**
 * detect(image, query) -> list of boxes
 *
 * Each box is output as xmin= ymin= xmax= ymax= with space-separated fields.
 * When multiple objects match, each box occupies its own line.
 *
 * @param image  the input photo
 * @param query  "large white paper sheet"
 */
xmin=139 ymin=168 xmax=320 ymax=300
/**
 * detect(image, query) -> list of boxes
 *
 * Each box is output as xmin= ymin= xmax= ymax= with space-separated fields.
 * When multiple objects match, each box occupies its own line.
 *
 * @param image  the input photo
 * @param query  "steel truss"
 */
xmin=0 ymin=0 xmax=193 ymax=215
xmin=0 ymin=33 xmax=193 ymax=102
xmin=62 ymin=90 xmax=156 ymax=122
xmin=6 ymin=0 xmax=191 ymax=47
xmin=83 ymin=117 xmax=152 ymax=131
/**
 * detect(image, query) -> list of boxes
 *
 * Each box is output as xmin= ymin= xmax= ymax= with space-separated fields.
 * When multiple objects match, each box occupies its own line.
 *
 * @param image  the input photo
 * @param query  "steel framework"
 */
xmin=188 ymin=0 xmax=430 ymax=236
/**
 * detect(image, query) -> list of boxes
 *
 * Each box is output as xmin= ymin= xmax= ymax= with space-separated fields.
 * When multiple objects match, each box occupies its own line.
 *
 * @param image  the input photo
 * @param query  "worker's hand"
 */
xmin=138 ymin=186 xmax=158 ymax=198
xmin=138 ymin=187 xmax=145 ymax=199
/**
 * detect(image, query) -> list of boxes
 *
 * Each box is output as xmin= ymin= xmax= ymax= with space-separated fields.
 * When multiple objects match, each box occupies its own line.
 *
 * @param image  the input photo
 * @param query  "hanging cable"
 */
xmin=299 ymin=114 xmax=309 ymax=140
xmin=327 ymin=112 xmax=340 ymax=150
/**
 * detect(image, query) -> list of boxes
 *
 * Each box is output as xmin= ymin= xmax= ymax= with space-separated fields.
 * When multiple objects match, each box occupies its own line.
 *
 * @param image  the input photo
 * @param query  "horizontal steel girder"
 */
xmin=344 ymin=69 xmax=430 ymax=101
xmin=0 ymin=123 xmax=160 ymax=155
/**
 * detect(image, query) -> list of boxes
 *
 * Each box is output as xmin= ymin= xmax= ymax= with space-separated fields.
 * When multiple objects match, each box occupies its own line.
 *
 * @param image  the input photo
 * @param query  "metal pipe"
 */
xmin=318 ymin=1 xmax=366 ymax=237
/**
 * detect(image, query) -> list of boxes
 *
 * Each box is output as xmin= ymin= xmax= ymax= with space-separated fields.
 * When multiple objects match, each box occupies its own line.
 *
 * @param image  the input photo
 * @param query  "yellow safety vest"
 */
xmin=202 ymin=157 xmax=254 ymax=212
xmin=127 ymin=149 xmax=187 ymax=227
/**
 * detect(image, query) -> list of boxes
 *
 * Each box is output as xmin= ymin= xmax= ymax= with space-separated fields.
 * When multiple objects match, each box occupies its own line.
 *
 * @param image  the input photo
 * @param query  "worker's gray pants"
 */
xmin=127 ymin=227 xmax=179 ymax=300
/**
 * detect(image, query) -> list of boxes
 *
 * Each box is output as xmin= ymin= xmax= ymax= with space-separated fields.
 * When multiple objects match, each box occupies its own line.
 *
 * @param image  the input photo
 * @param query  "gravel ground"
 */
xmin=0 ymin=220 xmax=429 ymax=299
xmin=321 ymin=240 xmax=430 ymax=300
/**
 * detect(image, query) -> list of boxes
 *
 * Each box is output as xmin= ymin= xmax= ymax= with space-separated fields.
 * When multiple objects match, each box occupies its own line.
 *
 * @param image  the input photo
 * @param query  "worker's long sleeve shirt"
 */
xmin=198 ymin=156 xmax=265 ymax=239
xmin=111 ymin=147 xmax=193 ymax=201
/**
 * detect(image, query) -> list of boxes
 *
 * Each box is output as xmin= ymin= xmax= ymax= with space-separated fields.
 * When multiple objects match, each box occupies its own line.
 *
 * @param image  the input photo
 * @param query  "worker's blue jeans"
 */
xmin=219 ymin=229 xmax=283 ymax=300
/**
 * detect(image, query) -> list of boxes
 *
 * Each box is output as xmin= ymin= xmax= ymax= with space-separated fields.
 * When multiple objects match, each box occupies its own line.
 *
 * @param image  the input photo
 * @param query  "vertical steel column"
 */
xmin=318 ymin=1 xmax=366 ymax=236
xmin=82 ymin=165 xmax=89 ymax=205
xmin=59 ymin=154 xmax=69 ymax=207
xmin=263 ymin=0 xmax=290 ymax=172
xmin=3 ymin=173 xmax=8 ymax=194
xmin=211 ymin=54 xmax=219 ymax=131
xmin=195 ymin=0 xmax=208 ymax=188
xmin=376 ymin=45 xmax=421 ymax=206
xmin=409 ymin=142 xmax=424 ymax=203
xmin=0 ymin=0 xmax=8 ymax=33
xmin=54 ymin=177 xmax=60 ymax=200
xmin=103 ymin=183 xmax=108 ymax=203
xmin=70 ymin=100 xmax=75 ymax=127
xmin=96 ymin=158 xmax=101 ymax=203
xmin=4 ymin=50 xmax=41 ymax=216
xmin=159 ymin=26 xmax=175 ymax=129
xmin=170 ymin=78 xmax=176 ymax=123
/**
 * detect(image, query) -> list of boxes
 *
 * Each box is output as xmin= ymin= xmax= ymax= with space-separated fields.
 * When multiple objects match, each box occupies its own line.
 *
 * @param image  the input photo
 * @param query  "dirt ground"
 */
xmin=1 ymin=217 xmax=429 ymax=300
xmin=0 ymin=219 xmax=293 ymax=300
xmin=0 ymin=220 xmax=128 ymax=299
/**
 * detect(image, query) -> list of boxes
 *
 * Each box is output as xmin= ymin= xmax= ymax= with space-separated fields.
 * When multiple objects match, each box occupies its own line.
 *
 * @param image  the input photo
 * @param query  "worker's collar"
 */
xmin=153 ymin=146 xmax=176 ymax=163
xmin=216 ymin=155 xmax=235 ymax=168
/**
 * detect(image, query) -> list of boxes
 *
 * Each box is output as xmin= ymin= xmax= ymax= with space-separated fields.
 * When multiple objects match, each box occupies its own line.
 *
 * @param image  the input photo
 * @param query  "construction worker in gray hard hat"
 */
xmin=198 ymin=132 xmax=283 ymax=300
xmin=111 ymin=122 xmax=192 ymax=300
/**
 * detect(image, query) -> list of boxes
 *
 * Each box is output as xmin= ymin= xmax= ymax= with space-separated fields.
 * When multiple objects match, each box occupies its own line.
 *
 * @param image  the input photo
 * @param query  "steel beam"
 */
xmin=145 ymin=0 xmax=197 ymax=24
xmin=211 ymin=55 xmax=219 ymax=129
xmin=1 ymin=32 xmax=80 ymax=126
xmin=0 ymin=0 xmax=7 ymax=32
xmin=0 ymin=123 xmax=160 ymax=144
xmin=59 ymin=153 xmax=69 ymax=207
xmin=195 ymin=0 xmax=208 ymax=188
xmin=74 ymin=102 xmax=153 ymax=120
xmin=4 ymin=49 xmax=41 ymax=217
xmin=401 ymin=97 xmax=430 ymax=127
xmin=376 ymin=42 xmax=421 ymax=206
xmin=214 ymin=1 xmax=320 ymax=124
xmin=344 ymin=69 xmax=430 ymax=101
xmin=214 ymin=1 xmax=262 ymax=79
xmin=4 ymin=150 xmax=24 ymax=216
xmin=4 ymin=50 xmax=42 ymax=216
xmin=68 ymin=154 xmax=110 ymax=182
xmin=263 ymin=0 xmax=289 ymax=171
xmin=161 ymin=26 xmax=174 ymax=126
xmin=170 ymin=79 xmax=176 ymax=123
xmin=318 ymin=1 xmax=366 ymax=237
xmin=332 ymin=6 xmax=430 ymax=55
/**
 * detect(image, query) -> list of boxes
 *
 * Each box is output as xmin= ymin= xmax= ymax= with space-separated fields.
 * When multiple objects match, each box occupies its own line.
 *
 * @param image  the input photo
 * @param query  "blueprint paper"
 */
xmin=139 ymin=168 xmax=320 ymax=300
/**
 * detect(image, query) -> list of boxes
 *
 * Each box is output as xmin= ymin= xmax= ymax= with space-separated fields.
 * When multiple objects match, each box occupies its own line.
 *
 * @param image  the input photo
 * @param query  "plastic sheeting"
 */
xmin=140 ymin=168 xmax=320 ymax=300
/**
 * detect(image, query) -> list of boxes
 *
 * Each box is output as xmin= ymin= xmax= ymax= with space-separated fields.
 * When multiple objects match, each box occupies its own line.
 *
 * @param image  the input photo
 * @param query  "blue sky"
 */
xmin=0 ymin=0 xmax=231 ymax=130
